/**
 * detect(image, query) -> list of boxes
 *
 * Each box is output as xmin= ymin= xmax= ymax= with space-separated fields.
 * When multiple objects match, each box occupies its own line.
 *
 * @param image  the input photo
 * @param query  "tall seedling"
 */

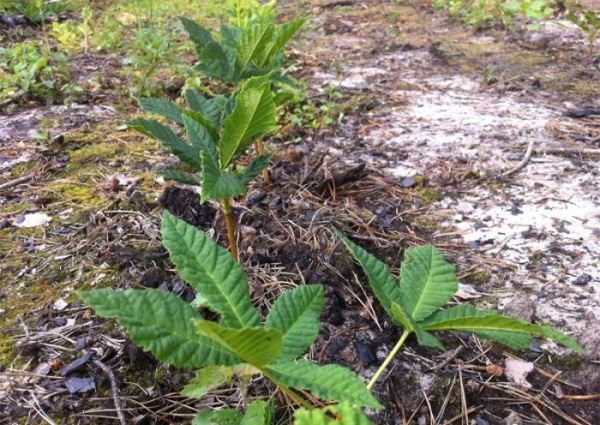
xmin=180 ymin=9 xmax=305 ymax=184
xmin=130 ymin=76 xmax=278 ymax=260
xmin=81 ymin=213 xmax=381 ymax=423
xmin=336 ymin=230 xmax=582 ymax=389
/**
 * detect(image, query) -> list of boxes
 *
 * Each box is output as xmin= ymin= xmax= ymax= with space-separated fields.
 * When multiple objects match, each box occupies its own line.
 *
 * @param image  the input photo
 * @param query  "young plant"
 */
xmin=129 ymin=75 xmax=278 ymax=260
xmin=336 ymin=230 xmax=582 ymax=389
xmin=179 ymin=10 xmax=305 ymax=184
xmin=294 ymin=403 xmax=374 ymax=425
xmin=194 ymin=399 xmax=272 ymax=425
xmin=566 ymin=3 xmax=600 ymax=58
xmin=81 ymin=213 xmax=381 ymax=421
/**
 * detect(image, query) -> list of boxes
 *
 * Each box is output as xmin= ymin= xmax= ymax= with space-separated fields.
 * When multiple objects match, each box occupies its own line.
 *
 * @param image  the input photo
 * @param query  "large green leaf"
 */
xmin=220 ymin=78 xmax=277 ymax=167
xmin=182 ymin=366 xmax=234 ymax=399
xmin=182 ymin=114 xmax=218 ymax=163
xmin=390 ymin=303 xmax=443 ymax=349
xmin=335 ymin=229 xmax=403 ymax=320
xmin=138 ymin=98 xmax=183 ymax=125
xmin=399 ymin=245 xmax=458 ymax=322
xmin=266 ymin=285 xmax=324 ymax=361
xmin=266 ymin=360 xmax=382 ymax=408
xmin=185 ymin=89 xmax=227 ymax=129
xmin=197 ymin=41 xmax=236 ymax=81
xmin=159 ymin=168 xmax=201 ymax=186
xmin=80 ymin=289 xmax=239 ymax=368
xmin=128 ymin=118 xmax=201 ymax=169
xmin=235 ymin=22 xmax=274 ymax=74
xmin=260 ymin=18 xmax=306 ymax=68
xmin=421 ymin=305 xmax=582 ymax=352
xmin=294 ymin=403 xmax=374 ymax=425
xmin=201 ymin=151 xmax=245 ymax=203
xmin=161 ymin=212 xmax=260 ymax=328
xmin=180 ymin=17 xmax=215 ymax=50
xmin=195 ymin=320 xmax=282 ymax=367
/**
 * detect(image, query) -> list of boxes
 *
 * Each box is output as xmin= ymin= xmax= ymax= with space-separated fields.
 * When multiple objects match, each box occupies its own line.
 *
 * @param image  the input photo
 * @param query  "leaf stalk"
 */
xmin=222 ymin=197 xmax=239 ymax=261
xmin=367 ymin=329 xmax=411 ymax=390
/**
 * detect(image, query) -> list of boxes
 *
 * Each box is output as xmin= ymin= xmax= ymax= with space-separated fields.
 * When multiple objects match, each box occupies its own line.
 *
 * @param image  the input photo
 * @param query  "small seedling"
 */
xmin=194 ymin=399 xmax=272 ymax=425
xmin=294 ymin=403 xmax=374 ymax=425
xmin=336 ymin=230 xmax=582 ymax=389
xmin=82 ymin=213 xmax=381 ymax=420
xmin=129 ymin=75 xmax=278 ymax=260
xmin=180 ymin=11 xmax=305 ymax=184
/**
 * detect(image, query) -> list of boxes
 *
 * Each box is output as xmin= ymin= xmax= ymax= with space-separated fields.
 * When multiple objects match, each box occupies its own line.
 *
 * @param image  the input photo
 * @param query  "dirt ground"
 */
xmin=1 ymin=0 xmax=599 ymax=424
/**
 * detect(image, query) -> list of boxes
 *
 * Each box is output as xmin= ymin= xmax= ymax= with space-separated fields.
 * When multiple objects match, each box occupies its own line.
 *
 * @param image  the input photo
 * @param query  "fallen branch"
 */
xmin=0 ymin=174 xmax=34 ymax=191
xmin=534 ymin=147 xmax=600 ymax=155
xmin=92 ymin=359 xmax=126 ymax=425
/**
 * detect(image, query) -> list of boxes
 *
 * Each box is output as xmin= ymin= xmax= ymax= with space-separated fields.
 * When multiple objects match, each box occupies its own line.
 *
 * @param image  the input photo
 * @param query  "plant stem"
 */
xmin=222 ymin=197 xmax=239 ymax=261
xmin=255 ymin=139 xmax=270 ymax=185
xmin=367 ymin=329 xmax=411 ymax=390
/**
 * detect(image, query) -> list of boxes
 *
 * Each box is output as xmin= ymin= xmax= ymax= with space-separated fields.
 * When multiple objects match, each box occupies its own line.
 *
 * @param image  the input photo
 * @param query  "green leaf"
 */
xmin=238 ymin=154 xmax=271 ymax=187
xmin=161 ymin=212 xmax=260 ymax=328
xmin=201 ymin=151 xmax=245 ymax=202
xmin=197 ymin=41 xmax=236 ymax=81
xmin=294 ymin=403 xmax=374 ymax=425
xmin=180 ymin=17 xmax=215 ymax=50
xmin=539 ymin=325 xmax=582 ymax=353
xmin=182 ymin=366 xmax=234 ymax=399
xmin=194 ymin=320 xmax=282 ymax=367
xmin=236 ymin=22 xmax=274 ymax=73
xmin=260 ymin=18 xmax=306 ymax=68
xmin=128 ymin=118 xmax=201 ymax=169
xmin=220 ymin=78 xmax=277 ymax=167
xmin=182 ymin=114 xmax=218 ymax=163
xmin=335 ymin=229 xmax=403 ymax=320
xmin=266 ymin=360 xmax=382 ymax=408
xmin=240 ymin=400 xmax=272 ymax=425
xmin=399 ymin=245 xmax=458 ymax=322
xmin=266 ymin=285 xmax=324 ymax=361
xmin=159 ymin=168 xmax=201 ymax=186
xmin=80 ymin=289 xmax=239 ymax=368
xmin=193 ymin=409 xmax=242 ymax=425
xmin=390 ymin=303 xmax=443 ymax=349
xmin=138 ymin=98 xmax=183 ymax=125
xmin=185 ymin=89 xmax=227 ymax=128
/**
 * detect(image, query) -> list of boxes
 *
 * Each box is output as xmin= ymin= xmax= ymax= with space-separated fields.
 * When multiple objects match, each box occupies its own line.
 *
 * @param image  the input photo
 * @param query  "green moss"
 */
xmin=67 ymin=142 xmax=119 ymax=170
xmin=0 ymin=336 xmax=16 ymax=367
xmin=412 ymin=215 xmax=441 ymax=232
xmin=414 ymin=187 xmax=443 ymax=203
xmin=1 ymin=201 xmax=36 ymax=215
xmin=463 ymin=268 xmax=492 ymax=285
xmin=9 ymin=161 xmax=35 ymax=177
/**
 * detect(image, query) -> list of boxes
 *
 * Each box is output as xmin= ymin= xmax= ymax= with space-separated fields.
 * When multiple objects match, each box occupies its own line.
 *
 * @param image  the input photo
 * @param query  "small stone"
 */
xmin=52 ymin=299 xmax=68 ymax=311
xmin=456 ymin=201 xmax=474 ymax=214
xmin=353 ymin=340 xmax=377 ymax=366
xmin=64 ymin=376 xmax=95 ymax=393
xmin=504 ymin=410 xmax=523 ymax=425
xmin=573 ymin=273 xmax=592 ymax=286
xmin=503 ymin=296 xmax=536 ymax=322
xmin=401 ymin=177 xmax=415 ymax=188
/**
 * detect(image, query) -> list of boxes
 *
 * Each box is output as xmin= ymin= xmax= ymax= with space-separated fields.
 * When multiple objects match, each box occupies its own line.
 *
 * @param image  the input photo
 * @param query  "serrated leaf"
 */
xmin=335 ymin=229 xmax=402 ymax=321
xmin=129 ymin=118 xmax=201 ymax=169
xmin=294 ymin=403 xmax=374 ymax=425
xmin=240 ymin=400 xmax=272 ymax=425
xmin=235 ymin=22 xmax=274 ymax=74
xmin=539 ymin=325 xmax=582 ymax=353
xmin=195 ymin=320 xmax=282 ymax=367
xmin=159 ymin=168 xmax=201 ymax=186
xmin=266 ymin=360 xmax=382 ymax=408
xmin=220 ymin=78 xmax=277 ymax=167
xmin=185 ymin=89 xmax=227 ymax=128
xmin=180 ymin=17 xmax=215 ymax=50
xmin=238 ymin=154 xmax=271 ymax=187
xmin=193 ymin=409 xmax=242 ymax=425
xmin=399 ymin=245 xmax=458 ymax=322
xmin=260 ymin=18 xmax=305 ymax=68
xmin=390 ymin=303 xmax=443 ymax=349
xmin=182 ymin=114 xmax=218 ymax=163
xmin=201 ymin=151 xmax=245 ymax=202
xmin=182 ymin=366 xmax=234 ymax=399
xmin=266 ymin=285 xmax=324 ymax=361
xmin=161 ymin=212 xmax=260 ymax=328
xmin=80 ymin=289 xmax=239 ymax=368
xmin=197 ymin=41 xmax=236 ymax=81
xmin=138 ymin=98 xmax=183 ymax=125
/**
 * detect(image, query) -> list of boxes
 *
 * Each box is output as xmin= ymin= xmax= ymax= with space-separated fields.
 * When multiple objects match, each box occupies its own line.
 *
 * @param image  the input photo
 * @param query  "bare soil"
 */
xmin=1 ymin=1 xmax=599 ymax=424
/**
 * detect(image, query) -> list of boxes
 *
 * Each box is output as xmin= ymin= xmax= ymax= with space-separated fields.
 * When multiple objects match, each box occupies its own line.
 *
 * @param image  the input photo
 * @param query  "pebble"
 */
xmin=573 ymin=273 xmax=592 ymax=286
